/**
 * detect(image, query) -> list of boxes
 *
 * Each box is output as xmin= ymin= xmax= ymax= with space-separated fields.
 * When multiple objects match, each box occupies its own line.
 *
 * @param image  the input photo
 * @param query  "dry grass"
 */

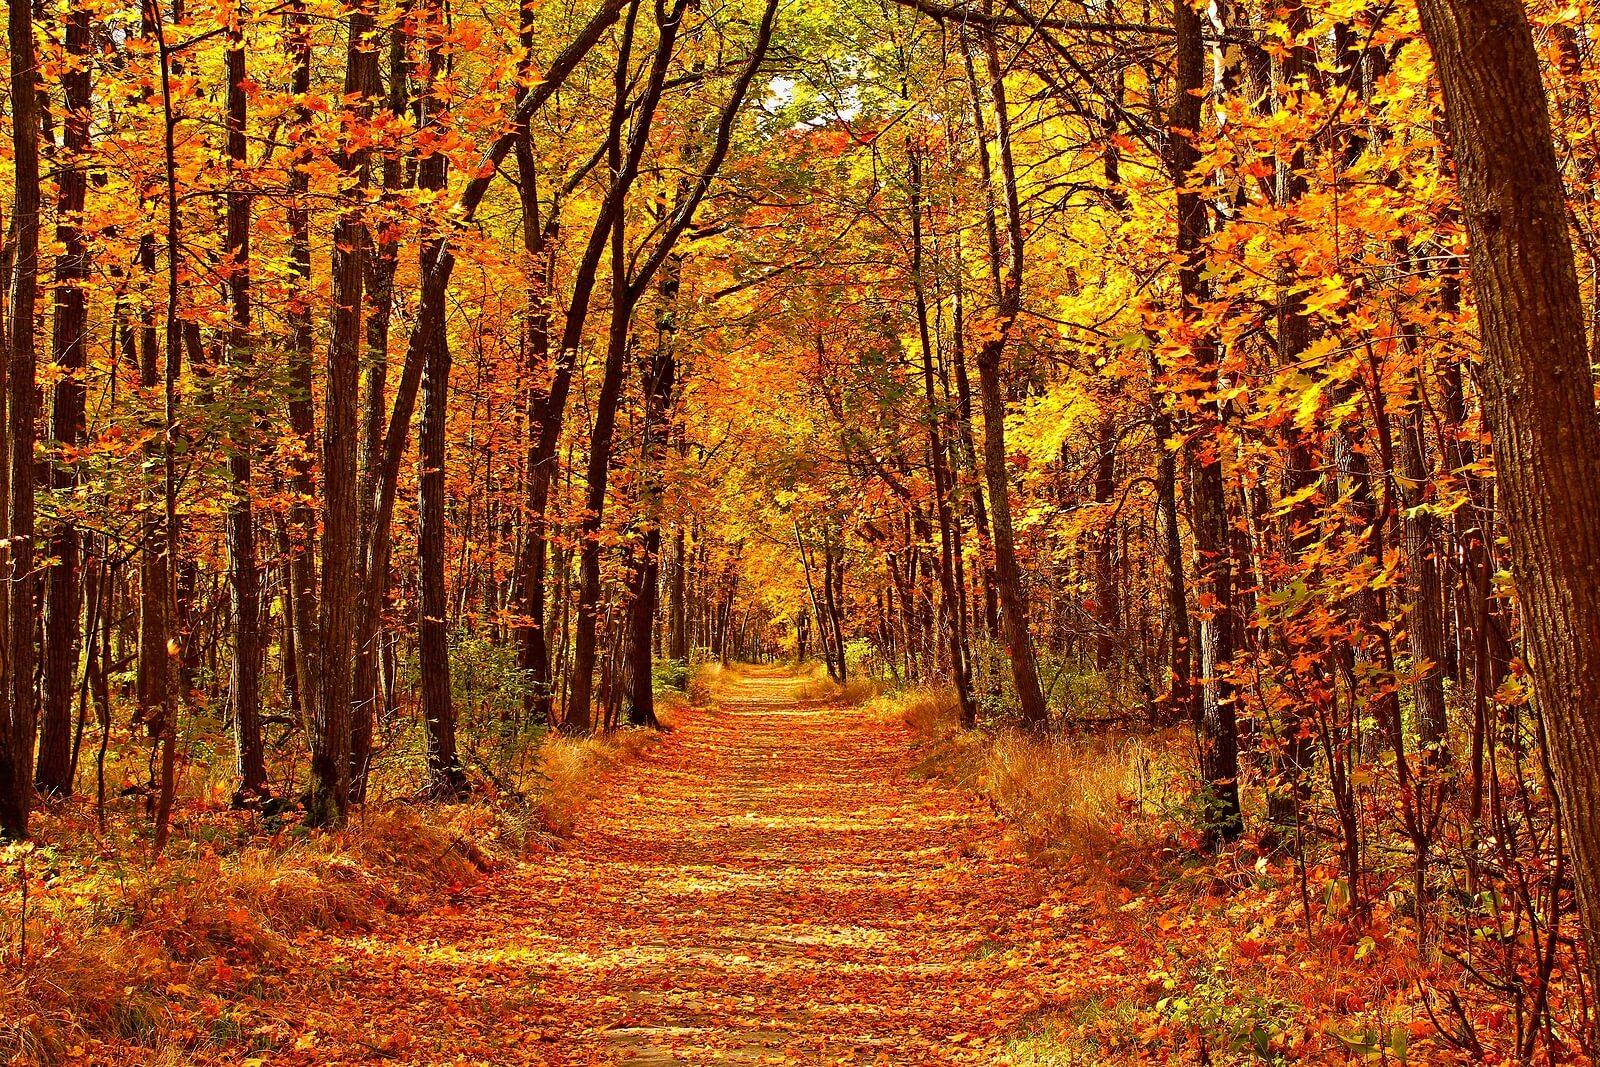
xmin=791 ymin=664 xmax=885 ymax=705
xmin=689 ymin=661 xmax=726 ymax=705
xmin=536 ymin=724 xmax=664 ymax=837
xmin=1 ymin=804 xmax=495 ymax=1062
xmin=881 ymin=685 xmax=1188 ymax=869
xmin=872 ymin=685 xmax=963 ymax=733
xmin=1 ymin=721 xmax=663 ymax=1064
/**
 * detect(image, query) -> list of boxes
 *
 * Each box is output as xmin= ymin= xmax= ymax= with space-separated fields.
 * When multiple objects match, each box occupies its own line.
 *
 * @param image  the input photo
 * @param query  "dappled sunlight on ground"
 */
xmin=268 ymin=669 xmax=1047 ymax=1065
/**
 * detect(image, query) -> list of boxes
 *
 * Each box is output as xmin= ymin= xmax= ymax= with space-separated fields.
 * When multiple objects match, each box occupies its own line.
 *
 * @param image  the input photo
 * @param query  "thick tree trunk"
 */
xmin=1414 ymin=0 xmax=1600 ymax=1005
xmin=413 ymin=2 xmax=466 ymax=796
xmin=2 ymin=0 xmax=43 ymax=836
xmin=35 ymin=0 xmax=93 ymax=797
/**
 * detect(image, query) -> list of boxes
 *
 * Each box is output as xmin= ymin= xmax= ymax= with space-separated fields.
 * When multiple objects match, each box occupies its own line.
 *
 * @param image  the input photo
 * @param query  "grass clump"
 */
xmin=536 ymin=725 xmax=665 ymax=837
xmin=791 ymin=663 xmax=885 ymax=705
xmin=882 ymin=684 xmax=1187 ymax=866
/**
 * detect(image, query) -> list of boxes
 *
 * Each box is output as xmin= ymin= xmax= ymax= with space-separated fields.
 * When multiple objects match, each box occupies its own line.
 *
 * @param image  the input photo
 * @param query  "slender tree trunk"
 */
xmin=1261 ymin=0 xmax=1320 ymax=829
xmin=669 ymin=516 xmax=688 ymax=660
xmin=284 ymin=0 xmax=321 ymax=771
xmin=568 ymin=271 xmax=636 ymax=731
xmin=964 ymin=31 xmax=1047 ymax=730
xmin=796 ymin=523 xmax=838 ymax=681
xmin=1395 ymin=330 xmax=1449 ymax=765
xmin=823 ymin=538 xmax=847 ymax=684
xmin=511 ymin=2 xmax=557 ymax=724
xmin=1169 ymin=0 xmax=1241 ymax=841
xmin=149 ymin=0 xmax=186 ymax=853
xmin=352 ymin=9 xmax=410 ymax=798
xmin=413 ymin=0 xmax=466 ymax=796
xmin=307 ymin=0 xmax=379 ymax=825
xmin=223 ymin=7 xmax=267 ymax=798
xmin=909 ymin=144 xmax=977 ymax=727
xmin=1091 ymin=415 xmax=1120 ymax=673
xmin=624 ymin=252 xmax=682 ymax=728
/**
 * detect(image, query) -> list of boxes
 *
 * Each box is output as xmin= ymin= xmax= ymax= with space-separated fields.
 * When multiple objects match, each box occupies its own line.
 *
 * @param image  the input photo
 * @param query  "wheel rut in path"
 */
xmin=291 ymin=670 xmax=1050 ymax=1065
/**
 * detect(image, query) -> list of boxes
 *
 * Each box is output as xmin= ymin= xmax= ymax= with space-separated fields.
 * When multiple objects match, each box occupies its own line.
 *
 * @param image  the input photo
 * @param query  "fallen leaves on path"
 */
xmin=261 ymin=670 xmax=1054 ymax=1065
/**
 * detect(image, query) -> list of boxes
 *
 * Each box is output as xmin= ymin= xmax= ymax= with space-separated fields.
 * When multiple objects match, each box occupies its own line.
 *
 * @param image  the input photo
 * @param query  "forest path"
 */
xmin=287 ymin=669 xmax=1052 ymax=1065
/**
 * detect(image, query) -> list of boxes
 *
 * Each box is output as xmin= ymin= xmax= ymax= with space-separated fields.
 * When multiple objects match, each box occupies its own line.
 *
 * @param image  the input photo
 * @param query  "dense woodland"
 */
xmin=5 ymin=0 xmax=1600 ymax=1058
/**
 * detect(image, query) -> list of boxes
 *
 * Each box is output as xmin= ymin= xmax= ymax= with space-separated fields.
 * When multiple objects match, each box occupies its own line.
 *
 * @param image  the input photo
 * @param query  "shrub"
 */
xmin=652 ymin=658 xmax=690 ymax=693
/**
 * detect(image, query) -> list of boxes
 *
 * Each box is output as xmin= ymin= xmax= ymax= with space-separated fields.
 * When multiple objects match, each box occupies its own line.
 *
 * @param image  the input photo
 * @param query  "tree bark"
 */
xmin=1091 ymin=415 xmax=1120 ymax=673
xmin=964 ymin=30 xmax=1047 ymax=730
xmin=413 ymin=0 xmax=467 ymax=796
xmin=1169 ymin=0 xmax=1241 ymax=841
xmin=2 ymin=0 xmax=43 ymax=836
xmin=284 ymin=0 xmax=321 ymax=780
xmin=35 ymin=0 xmax=93 ymax=797
xmin=909 ymin=142 xmax=977 ymax=727
xmin=307 ymin=0 xmax=380 ymax=825
xmin=352 ymin=9 xmax=411 ymax=798
xmin=223 ymin=6 xmax=267 ymax=798
xmin=1414 ymin=0 xmax=1600 ymax=1006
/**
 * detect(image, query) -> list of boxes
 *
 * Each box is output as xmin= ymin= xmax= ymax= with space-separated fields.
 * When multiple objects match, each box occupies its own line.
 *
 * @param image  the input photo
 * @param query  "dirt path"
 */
xmin=286 ymin=671 xmax=1052 ymax=1065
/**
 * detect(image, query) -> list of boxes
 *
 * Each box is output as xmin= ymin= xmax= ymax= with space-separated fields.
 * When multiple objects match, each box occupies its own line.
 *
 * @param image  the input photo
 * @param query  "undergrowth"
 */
xmin=873 ymin=684 xmax=1190 ymax=871
xmin=0 ymin=722 xmax=667 ymax=1064
xmin=790 ymin=662 xmax=886 ymax=705
xmin=877 ymin=683 xmax=1507 ymax=1064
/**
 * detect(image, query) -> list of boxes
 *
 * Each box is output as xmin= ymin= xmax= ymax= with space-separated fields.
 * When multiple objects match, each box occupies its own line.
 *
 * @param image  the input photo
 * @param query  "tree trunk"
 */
xmin=624 ymin=250 xmax=682 ymax=728
xmin=413 ymin=0 xmax=466 ymax=796
xmin=1414 ymin=0 xmax=1600 ymax=1005
xmin=307 ymin=0 xmax=379 ymax=825
xmin=964 ymin=30 xmax=1047 ymax=730
xmin=909 ymin=143 xmax=977 ymax=727
xmin=284 ymin=0 xmax=321 ymax=781
xmin=669 ymin=519 xmax=688 ymax=660
xmin=568 ymin=290 xmax=635 ymax=731
xmin=35 ymin=0 xmax=92 ymax=797
xmin=1091 ymin=416 xmax=1120 ymax=673
xmin=223 ymin=8 xmax=267 ymax=798
xmin=2 ymin=0 xmax=43 ymax=836
xmin=352 ymin=12 xmax=410 ymax=798
xmin=1169 ymin=0 xmax=1240 ymax=841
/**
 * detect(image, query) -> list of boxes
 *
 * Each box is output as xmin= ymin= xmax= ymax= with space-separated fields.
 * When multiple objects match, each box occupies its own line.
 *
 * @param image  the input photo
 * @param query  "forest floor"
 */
xmin=247 ymin=667 xmax=1077 ymax=1066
